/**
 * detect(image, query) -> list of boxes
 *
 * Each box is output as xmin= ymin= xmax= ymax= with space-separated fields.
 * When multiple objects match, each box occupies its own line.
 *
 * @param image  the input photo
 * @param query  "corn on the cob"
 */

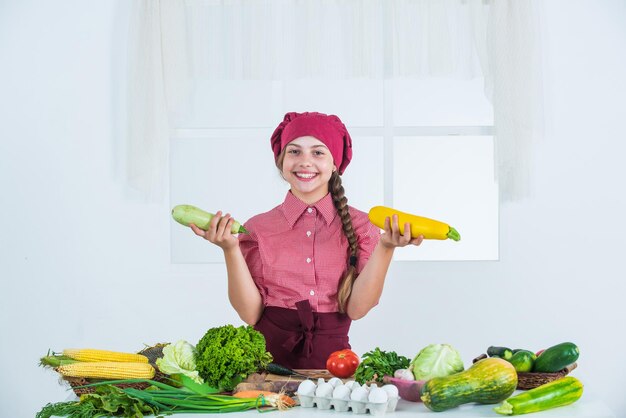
xmin=57 ymin=361 xmax=155 ymax=379
xmin=62 ymin=348 xmax=149 ymax=363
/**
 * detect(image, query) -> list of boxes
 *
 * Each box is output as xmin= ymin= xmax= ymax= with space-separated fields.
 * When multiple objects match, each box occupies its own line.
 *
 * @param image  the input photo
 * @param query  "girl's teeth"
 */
xmin=296 ymin=173 xmax=316 ymax=178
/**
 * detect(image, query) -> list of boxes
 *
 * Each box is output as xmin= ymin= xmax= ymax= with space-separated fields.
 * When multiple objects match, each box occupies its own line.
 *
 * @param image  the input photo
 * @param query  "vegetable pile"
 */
xmin=38 ymin=325 xmax=290 ymax=418
xmin=39 ymin=332 xmax=584 ymax=417
xmin=485 ymin=342 xmax=579 ymax=373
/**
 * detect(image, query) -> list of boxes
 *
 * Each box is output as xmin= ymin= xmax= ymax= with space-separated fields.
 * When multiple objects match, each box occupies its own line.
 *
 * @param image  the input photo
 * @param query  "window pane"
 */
xmin=173 ymin=80 xmax=282 ymax=128
xmin=340 ymin=136 xmax=384 ymax=213
xmin=392 ymin=136 xmax=498 ymax=261
xmin=393 ymin=78 xmax=493 ymax=126
xmin=282 ymin=80 xmax=384 ymax=127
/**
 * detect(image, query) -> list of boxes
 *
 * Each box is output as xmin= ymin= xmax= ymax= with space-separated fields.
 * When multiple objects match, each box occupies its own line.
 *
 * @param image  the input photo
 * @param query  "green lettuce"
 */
xmin=156 ymin=340 xmax=203 ymax=383
xmin=410 ymin=343 xmax=464 ymax=381
xmin=195 ymin=325 xmax=273 ymax=391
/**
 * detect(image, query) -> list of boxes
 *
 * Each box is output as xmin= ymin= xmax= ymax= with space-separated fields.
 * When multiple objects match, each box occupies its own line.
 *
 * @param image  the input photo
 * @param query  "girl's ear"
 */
xmin=333 ymin=165 xmax=337 ymax=172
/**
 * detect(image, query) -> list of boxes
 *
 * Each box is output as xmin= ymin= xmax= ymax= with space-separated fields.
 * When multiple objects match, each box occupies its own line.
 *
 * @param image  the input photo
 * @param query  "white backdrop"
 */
xmin=1 ymin=1 xmax=625 ymax=417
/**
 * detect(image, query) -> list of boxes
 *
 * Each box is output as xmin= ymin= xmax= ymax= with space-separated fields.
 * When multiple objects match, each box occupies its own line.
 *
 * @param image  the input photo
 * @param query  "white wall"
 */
xmin=1 ymin=1 xmax=625 ymax=417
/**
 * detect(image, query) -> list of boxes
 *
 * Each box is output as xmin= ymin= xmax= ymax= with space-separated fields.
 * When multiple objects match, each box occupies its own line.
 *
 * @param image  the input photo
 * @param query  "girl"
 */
xmin=190 ymin=112 xmax=423 ymax=369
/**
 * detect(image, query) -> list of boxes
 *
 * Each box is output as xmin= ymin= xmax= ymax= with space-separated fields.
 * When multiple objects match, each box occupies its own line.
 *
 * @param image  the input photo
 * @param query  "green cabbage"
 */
xmin=410 ymin=344 xmax=464 ymax=381
xmin=156 ymin=340 xmax=203 ymax=384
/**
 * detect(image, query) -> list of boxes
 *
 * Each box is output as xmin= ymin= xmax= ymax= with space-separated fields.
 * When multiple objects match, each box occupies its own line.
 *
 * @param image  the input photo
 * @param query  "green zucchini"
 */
xmin=508 ymin=350 xmax=536 ymax=373
xmin=172 ymin=204 xmax=247 ymax=234
xmin=494 ymin=376 xmax=583 ymax=415
xmin=533 ymin=342 xmax=579 ymax=373
xmin=488 ymin=346 xmax=513 ymax=360
xmin=265 ymin=362 xmax=309 ymax=377
xmin=420 ymin=358 xmax=517 ymax=412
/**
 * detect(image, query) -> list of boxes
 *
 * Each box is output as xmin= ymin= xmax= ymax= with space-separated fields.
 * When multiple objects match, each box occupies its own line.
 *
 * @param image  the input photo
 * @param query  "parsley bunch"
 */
xmin=353 ymin=347 xmax=410 ymax=384
xmin=194 ymin=324 xmax=273 ymax=391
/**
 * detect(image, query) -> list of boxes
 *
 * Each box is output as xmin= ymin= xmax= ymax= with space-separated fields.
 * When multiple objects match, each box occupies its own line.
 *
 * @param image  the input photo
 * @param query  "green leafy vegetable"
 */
xmin=353 ymin=347 xmax=410 ymax=384
xmin=410 ymin=343 xmax=464 ymax=381
xmin=156 ymin=340 xmax=203 ymax=384
xmin=194 ymin=324 xmax=273 ymax=391
xmin=36 ymin=385 xmax=158 ymax=418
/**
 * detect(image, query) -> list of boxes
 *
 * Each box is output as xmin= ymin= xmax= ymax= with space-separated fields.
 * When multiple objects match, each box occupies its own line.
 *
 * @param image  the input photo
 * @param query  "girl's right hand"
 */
xmin=190 ymin=210 xmax=239 ymax=251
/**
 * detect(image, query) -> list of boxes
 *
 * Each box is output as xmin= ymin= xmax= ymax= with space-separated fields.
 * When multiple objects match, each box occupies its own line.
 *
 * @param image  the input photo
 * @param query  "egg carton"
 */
xmin=296 ymin=378 xmax=399 ymax=416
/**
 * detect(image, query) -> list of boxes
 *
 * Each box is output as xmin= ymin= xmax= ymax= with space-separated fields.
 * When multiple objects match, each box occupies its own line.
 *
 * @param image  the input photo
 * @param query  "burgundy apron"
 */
xmin=254 ymin=300 xmax=352 ymax=369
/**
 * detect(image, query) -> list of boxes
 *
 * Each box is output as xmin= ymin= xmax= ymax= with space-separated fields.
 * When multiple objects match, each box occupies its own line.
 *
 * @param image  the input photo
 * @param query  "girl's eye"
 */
xmin=314 ymin=150 xmax=325 ymax=156
xmin=288 ymin=149 xmax=299 ymax=155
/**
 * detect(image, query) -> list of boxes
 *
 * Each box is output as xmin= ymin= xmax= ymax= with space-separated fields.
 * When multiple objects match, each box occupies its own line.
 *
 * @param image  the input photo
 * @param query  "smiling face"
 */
xmin=280 ymin=136 xmax=336 ymax=204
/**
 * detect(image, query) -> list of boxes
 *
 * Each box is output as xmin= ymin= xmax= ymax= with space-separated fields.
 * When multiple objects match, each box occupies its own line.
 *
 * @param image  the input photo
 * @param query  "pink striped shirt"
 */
xmin=238 ymin=191 xmax=381 ymax=313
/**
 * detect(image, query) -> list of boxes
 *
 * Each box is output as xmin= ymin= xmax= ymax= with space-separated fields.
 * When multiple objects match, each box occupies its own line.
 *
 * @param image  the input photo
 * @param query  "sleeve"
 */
xmin=238 ymin=223 xmax=268 ymax=305
xmin=353 ymin=211 xmax=381 ymax=274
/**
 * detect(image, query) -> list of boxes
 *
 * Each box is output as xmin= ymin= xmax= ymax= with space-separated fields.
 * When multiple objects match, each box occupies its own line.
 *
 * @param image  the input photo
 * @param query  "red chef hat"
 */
xmin=270 ymin=112 xmax=353 ymax=175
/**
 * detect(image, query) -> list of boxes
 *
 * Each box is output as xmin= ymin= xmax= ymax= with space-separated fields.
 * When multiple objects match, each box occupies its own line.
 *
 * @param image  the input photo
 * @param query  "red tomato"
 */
xmin=326 ymin=349 xmax=360 ymax=378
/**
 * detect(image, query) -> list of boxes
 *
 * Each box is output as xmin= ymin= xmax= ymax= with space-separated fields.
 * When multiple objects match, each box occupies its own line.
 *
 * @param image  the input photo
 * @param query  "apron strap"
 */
xmin=281 ymin=300 xmax=317 ymax=358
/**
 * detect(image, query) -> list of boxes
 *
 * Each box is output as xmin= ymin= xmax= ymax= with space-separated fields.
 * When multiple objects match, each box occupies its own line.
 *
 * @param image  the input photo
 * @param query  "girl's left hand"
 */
xmin=380 ymin=214 xmax=424 ymax=249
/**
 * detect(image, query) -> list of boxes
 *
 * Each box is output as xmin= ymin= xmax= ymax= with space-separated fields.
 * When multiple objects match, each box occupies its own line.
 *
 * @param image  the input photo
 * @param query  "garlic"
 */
xmin=394 ymin=368 xmax=415 ymax=381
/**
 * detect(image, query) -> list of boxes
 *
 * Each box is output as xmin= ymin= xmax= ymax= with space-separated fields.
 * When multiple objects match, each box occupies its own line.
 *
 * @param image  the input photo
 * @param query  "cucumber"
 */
xmin=488 ymin=346 xmax=513 ymax=360
xmin=508 ymin=350 xmax=536 ymax=373
xmin=533 ymin=342 xmax=579 ymax=373
xmin=494 ymin=376 xmax=583 ymax=415
xmin=265 ymin=362 xmax=308 ymax=377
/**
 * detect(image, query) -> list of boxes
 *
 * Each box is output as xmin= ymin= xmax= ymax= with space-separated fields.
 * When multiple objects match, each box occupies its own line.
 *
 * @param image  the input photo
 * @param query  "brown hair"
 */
xmin=276 ymin=150 xmax=358 ymax=313
xmin=328 ymin=171 xmax=358 ymax=313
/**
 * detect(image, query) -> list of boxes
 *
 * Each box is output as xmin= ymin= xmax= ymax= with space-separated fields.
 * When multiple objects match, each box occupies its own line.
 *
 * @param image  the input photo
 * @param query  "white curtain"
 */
xmin=127 ymin=0 xmax=543 ymax=202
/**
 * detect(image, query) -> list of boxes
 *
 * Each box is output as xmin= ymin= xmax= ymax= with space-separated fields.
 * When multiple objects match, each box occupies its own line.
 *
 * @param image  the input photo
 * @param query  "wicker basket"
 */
xmin=472 ymin=354 xmax=577 ymax=390
xmin=63 ymin=343 xmax=171 ymax=396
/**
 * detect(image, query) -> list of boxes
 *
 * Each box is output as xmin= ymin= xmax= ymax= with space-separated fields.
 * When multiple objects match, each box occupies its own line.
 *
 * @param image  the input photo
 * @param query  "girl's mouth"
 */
xmin=294 ymin=172 xmax=318 ymax=181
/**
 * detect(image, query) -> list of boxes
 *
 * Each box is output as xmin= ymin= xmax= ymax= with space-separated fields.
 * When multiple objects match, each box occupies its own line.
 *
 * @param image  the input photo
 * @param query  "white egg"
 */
xmin=315 ymin=382 xmax=334 ymax=398
xmin=381 ymin=384 xmax=399 ymax=399
xmin=328 ymin=377 xmax=343 ymax=388
xmin=350 ymin=386 xmax=369 ymax=402
xmin=297 ymin=380 xmax=316 ymax=396
xmin=368 ymin=388 xmax=389 ymax=404
xmin=343 ymin=380 xmax=356 ymax=389
xmin=332 ymin=384 xmax=351 ymax=400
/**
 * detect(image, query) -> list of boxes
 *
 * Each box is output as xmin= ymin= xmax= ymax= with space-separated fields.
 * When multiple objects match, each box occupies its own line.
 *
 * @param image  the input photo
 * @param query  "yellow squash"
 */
xmin=368 ymin=206 xmax=460 ymax=241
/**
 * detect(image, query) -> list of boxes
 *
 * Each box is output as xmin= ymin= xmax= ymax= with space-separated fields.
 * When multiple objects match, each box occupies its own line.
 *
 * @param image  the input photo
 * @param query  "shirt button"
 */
xmin=307 ymin=208 xmax=313 ymax=213
xmin=306 ymin=231 xmax=311 ymax=237
xmin=310 ymin=290 xmax=315 ymax=296
xmin=306 ymin=258 xmax=312 ymax=263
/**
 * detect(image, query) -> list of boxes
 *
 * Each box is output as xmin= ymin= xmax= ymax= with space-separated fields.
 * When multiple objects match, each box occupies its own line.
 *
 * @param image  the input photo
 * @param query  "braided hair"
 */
xmin=328 ymin=171 xmax=358 ymax=313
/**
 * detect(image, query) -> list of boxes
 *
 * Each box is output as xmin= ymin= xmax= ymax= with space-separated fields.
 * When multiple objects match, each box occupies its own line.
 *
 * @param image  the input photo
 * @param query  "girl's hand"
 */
xmin=190 ymin=210 xmax=240 ymax=251
xmin=380 ymin=214 xmax=424 ymax=249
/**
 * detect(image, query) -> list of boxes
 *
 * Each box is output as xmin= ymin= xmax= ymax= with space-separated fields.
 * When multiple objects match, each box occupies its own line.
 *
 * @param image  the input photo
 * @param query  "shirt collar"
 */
xmin=281 ymin=191 xmax=337 ymax=228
